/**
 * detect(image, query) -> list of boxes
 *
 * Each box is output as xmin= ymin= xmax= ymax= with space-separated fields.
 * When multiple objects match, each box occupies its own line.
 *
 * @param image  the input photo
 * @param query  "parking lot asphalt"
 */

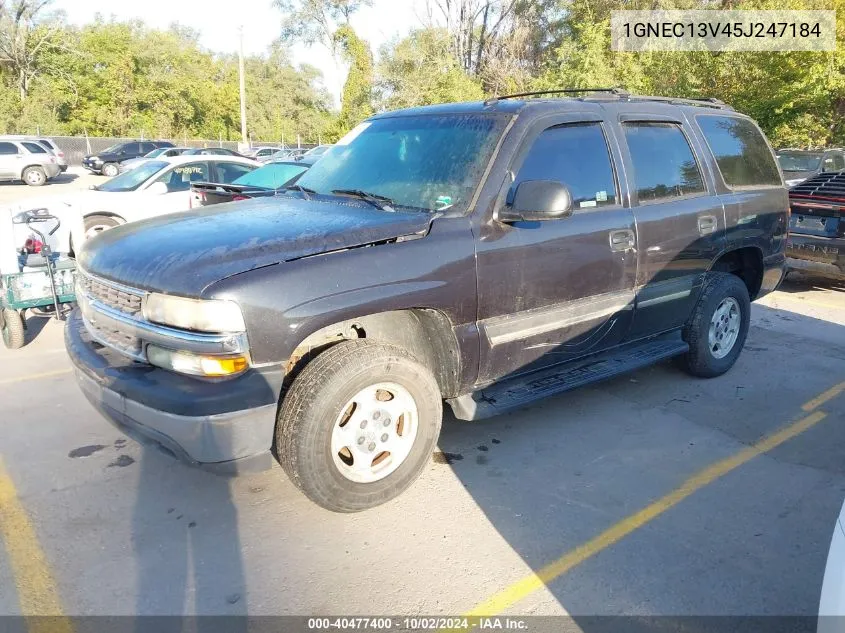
xmin=0 ymin=174 xmax=844 ymax=622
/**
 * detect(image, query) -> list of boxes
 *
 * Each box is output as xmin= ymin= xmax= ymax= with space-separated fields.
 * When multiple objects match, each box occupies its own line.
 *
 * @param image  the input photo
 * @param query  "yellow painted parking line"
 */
xmin=467 ymin=409 xmax=828 ymax=616
xmin=0 ymin=457 xmax=72 ymax=632
xmin=0 ymin=368 xmax=71 ymax=387
xmin=803 ymin=381 xmax=845 ymax=412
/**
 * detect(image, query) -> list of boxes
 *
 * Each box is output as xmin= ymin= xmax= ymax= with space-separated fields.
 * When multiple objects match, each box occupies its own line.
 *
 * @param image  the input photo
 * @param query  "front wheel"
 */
xmin=678 ymin=272 xmax=751 ymax=378
xmin=1 ymin=308 xmax=25 ymax=349
xmin=101 ymin=162 xmax=119 ymax=178
xmin=276 ymin=340 xmax=442 ymax=512
xmin=84 ymin=214 xmax=121 ymax=240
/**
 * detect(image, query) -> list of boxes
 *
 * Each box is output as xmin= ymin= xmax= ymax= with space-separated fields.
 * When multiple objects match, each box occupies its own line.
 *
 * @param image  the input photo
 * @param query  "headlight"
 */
xmin=142 ymin=294 xmax=246 ymax=332
xmin=89 ymin=156 xmax=100 ymax=162
xmin=785 ymin=178 xmax=804 ymax=187
xmin=146 ymin=345 xmax=249 ymax=377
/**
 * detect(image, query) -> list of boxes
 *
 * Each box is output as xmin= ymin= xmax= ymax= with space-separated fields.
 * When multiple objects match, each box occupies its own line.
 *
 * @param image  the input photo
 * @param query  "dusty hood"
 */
xmin=77 ymin=196 xmax=432 ymax=296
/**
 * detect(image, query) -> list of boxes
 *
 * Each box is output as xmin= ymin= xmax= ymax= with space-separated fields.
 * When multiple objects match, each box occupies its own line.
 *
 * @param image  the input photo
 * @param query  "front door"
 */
xmin=0 ymin=141 xmax=19 ymax=178
xmin=474 ymin=114 xmax=637 ymax=386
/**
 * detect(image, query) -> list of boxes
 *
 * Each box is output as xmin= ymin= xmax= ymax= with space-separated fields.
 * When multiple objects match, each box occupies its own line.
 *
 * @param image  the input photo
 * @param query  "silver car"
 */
xmin=0 ymin=138 xmax=61 ymax=186
xmin=0 ymin=135 xmax=68 ymax=172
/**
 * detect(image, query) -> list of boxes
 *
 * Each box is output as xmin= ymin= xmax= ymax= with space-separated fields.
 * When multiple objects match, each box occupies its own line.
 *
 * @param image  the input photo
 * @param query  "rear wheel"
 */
xmin=84 ymin=214 xmax=121 ymax=239
xmin=678 ymin=272 xmax=750 ymax=378
xmin=276 ymin=340 xmax=442 ymax=512
xmin=101 ymin=162 xmax=119 ymax=177
xmin=22 ymin=166 xmax=46 ymax=186
xmin=1 ymin=309 xmax=25 ymax=349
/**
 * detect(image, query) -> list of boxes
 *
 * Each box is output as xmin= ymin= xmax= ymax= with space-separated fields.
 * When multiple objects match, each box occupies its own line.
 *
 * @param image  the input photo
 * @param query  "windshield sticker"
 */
xmin=580 ymin=200 xmax=597 ymax=208
xmin=335 ymin=122 xmax=371 ymax=146
xmin=596 ymin=190 xmax=608 ymax=202
xmin=434 ymin=195 xmax=453 ymax=211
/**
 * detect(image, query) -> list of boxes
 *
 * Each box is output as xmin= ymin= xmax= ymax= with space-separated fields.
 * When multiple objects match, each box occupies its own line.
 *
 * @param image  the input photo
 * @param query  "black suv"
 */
xmin=777 ymin=148 xmax=845 ymax=188
xmin=82 ymin=140 xmax=174 ymax=177
xmin=67 ymin=91 xmax=788 ymax=512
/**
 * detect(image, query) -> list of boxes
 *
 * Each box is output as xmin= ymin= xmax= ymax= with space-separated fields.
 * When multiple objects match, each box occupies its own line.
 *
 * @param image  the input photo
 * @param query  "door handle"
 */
xmin=609 ymin=229 xmax=636 ymax=252
xmin=698 ymin=215 xmax=718 ymax=236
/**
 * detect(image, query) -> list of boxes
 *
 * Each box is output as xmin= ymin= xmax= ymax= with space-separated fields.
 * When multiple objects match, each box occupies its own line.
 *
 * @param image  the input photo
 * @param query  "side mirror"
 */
xmin=498 ymin=180 xmax=573 ymax=223
xmin=145 ymin=181 xmax=169 ymax=195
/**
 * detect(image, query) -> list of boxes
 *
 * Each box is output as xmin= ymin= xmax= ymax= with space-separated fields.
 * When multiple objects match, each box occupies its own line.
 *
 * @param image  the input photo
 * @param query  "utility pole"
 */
xmin=238 ymin=25 xmax=247 ymax=145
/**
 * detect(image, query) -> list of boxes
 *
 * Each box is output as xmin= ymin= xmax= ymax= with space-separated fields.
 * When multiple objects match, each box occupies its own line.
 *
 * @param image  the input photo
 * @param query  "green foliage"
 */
xmin=0 ymin=17 xmax=334 ymax=141
xmin=377 ymin=28 xmax=484 ymax=110
xmin=332 ymin=24 xmax=373 ymax=138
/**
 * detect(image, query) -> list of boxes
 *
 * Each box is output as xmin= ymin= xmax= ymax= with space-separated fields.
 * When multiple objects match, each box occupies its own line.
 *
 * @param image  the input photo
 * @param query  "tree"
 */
xmin=332 ymin=24 xmax=373 ymax=136
xmin=0 ymin=0 xmax=70 ymax=101
xmin=377 ymin=28 xmax=483 ymax=109
xmin=274 ymin=0 xmax=372 ymax=50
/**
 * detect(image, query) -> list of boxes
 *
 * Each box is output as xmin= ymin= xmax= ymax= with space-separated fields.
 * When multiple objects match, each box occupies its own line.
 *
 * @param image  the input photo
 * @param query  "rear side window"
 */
xmin=623 ymin=122 xmax=705 ymax=203
xmin=155 ymin=162 xmax=210 ymax=192
xmin=696 ymin=115 xmax=781 ymax=187
xmin=513 ymin=123 xmax=617 ymax=209
xmin=37 ymin=139 xmax=56 ymax=150
xmin=22 ymin=142 xmax=47 ymax=154
xmin=0 ymin=142 xmax=18 ymax=155
xmin=216 ymin=162 xmax=254 ymax=183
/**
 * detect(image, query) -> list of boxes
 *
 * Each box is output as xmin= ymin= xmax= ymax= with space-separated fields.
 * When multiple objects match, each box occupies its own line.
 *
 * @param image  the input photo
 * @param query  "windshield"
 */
xmin=143 ymin=148 xmax=167 ymax=158
xmin=100 ymin=143 xmax=123 ymax=154
xmin=96 ymin=160 xmax=168 ymax=192
xmin=295 ymin=114 xmax=507 ymax=212
xmin=777 ymin=152 xmax=822 ymax=172
xmin=234 ymin=162 xmax=309 ymax=189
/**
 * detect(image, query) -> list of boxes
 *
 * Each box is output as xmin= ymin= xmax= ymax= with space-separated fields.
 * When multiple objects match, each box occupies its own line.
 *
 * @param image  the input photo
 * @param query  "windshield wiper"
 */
xmin=281 ymin=184 xmax=317 ymax=200
xmin=331 ymin=189 xmax=395 ymax=211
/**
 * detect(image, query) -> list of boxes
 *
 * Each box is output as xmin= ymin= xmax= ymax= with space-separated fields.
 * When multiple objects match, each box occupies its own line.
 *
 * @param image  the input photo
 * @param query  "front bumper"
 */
xmin=65 ymin=309 xmax=283 ymax=473
xmin=81 ymin=158 xmax=103 ymax=173
xmin=787 ymin=234 xmax=845 ymax=280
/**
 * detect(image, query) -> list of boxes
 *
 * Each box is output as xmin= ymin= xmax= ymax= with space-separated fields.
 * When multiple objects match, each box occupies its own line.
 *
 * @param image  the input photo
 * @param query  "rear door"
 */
xmin=0 ymin=141 xmax=20 ymax=178
xmin=615 ymin=114 xmax=725 ymax=338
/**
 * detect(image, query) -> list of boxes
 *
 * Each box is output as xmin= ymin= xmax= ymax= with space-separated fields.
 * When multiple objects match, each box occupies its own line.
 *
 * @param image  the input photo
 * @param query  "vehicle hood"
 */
xmin=77 ymin=196 xmax=433 ymax=296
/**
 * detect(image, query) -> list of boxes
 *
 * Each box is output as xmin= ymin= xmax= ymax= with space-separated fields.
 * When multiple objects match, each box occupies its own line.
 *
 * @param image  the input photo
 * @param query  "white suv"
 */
xmin=0 ymin=138 xmax=61 ymax=186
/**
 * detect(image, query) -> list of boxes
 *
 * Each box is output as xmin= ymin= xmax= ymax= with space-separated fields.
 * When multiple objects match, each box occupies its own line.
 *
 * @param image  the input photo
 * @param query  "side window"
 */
xmin=513 ymin=122 xmax=617 ymax=209
xmin=623 ymin=122 xmax=705 ymax=203
xmin=823 ymin=156 xmax=837 ymax=172
xmin=140 ymin=142 xmax=156 ymax=153
xmin=0 ymin=142 xmax=19 ymax=155
xmin=833 ymin=154 xmax=845 ymax=170
xmin=37 ymin=139 xmax=56 ymax=150
xmin=22 ymin=142 xmax=47 ymax=154
xmin=216 ymin=162 xmax=255 ymax=183
xmin=154 ymin=162 xmax=210 ymax=192
xmin=696 ymin=115 xmax=781 ymax=187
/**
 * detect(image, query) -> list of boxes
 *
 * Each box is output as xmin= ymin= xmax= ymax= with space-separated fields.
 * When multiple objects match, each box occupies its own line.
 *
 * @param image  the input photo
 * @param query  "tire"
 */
xmin=22 ymin=166 xmax=46 ymax=187
xmin=678 ymin=272 xmax=751 ymax=378
xmin=1 ymin=309 xmax=25 ymax=349
xmin=84 ymin=214 xmax=121 ymax=240
xmin=101 ymin=162 xmax=119 ymax=178
xmin=276 ymin=339 xmax=442 ymax=512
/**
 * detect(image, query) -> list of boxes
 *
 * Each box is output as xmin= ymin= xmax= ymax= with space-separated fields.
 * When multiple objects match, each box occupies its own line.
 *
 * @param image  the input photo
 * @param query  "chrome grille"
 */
xmin=86 ymin=316 xmax=143 ymax=358
xmin=78 ymin=272 xmax=143 ymax=316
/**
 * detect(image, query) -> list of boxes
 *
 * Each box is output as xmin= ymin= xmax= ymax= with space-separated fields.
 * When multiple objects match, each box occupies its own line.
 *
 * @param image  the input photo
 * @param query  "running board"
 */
xmin=447 ymin=335 xmax=689 ymax=421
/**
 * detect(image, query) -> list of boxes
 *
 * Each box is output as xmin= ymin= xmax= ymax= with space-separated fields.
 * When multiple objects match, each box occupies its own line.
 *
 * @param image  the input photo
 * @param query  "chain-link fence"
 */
xmin=40 ymin=136 xmax=318 ymax=166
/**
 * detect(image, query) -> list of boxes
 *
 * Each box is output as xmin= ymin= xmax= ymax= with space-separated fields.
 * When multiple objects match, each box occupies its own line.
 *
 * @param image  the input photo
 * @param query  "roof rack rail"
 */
xmin=484 ymin=87 xmax=629 ymax=106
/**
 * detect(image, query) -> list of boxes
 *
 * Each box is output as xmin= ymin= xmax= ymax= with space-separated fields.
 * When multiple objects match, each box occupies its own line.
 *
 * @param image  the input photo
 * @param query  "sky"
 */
xmin=54 ymin=0 xmax=427 ymax=106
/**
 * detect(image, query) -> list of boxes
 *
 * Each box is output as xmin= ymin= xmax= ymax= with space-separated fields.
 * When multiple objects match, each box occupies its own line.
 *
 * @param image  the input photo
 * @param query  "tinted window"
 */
xmin=624 ymin=122 xmax=705 ymax=202
xmin=0 ymin=142 xmax=18 ymax=155
xmin=235 ymin=162 xmax=308 ymax=189
xmin=22 ymin=142 xmax=47 ymax=154
xmin=696 ymin=115 xmax=781 ymax=187
xmin=155 ymin=162 xmax=210 ymax=192
xmin=216 ymin=162 xmax=255 ymax=183
xmin=140 ymin=142 xmax=157 ymax=153
xmin=513 ymin=123 xmax=617 ymax=209
xmin=37 ymin=139 xmax=56 ymax=150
